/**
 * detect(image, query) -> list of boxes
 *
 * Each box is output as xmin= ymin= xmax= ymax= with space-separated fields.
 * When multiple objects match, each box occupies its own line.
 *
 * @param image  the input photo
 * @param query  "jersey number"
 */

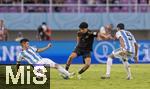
xmin=125 ymin=32 xmax=132 ymax=40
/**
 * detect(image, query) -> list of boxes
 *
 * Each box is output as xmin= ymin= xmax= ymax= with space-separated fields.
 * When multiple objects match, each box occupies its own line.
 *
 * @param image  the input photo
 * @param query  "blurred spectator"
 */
xmin=138 ymin=0 xmax=140 ymax=4
xmin=1 ymin=0 xmax=21 ymax=4
xmin=82 ymin=0 xmax=98 ymax=4
xmin=24 ymin=0 xmax=49 ymax=12
xmin=114 ymin=0 xmax=122 ymax=9
xmin=12 ymin=0 xmax=21 ymax=4
xmin=2 ymin=0 xmax=12 ymax=4
xmin=87 ymin=0 xmax=98 ymax=11
xmin=81 ymin=0 xmax=87 ymax=4
xmin=24 ymin=0 xmax=49 ymax=4
xmin=0 ymin=20 xmax=8 ymax=41
xmin=0 ymin=0 xmax=2 ymax=4
xmin=37 ymin=22 xmax=52 ymax=41
xmin=36 ymin=7 xmax=47 ymax=12
xmin=24 ymin=0 xmax=34 ymax=4
xmin=24 ymin=6 xmax=35 ymax=12
xmin=15 ymin=32 xmax=24 ymax=41
xmin=25 ymin=6 xmax=48 ymax=12
xmin=108 ymin=0 xmax=115 ymax=4
xmin=138 ymin=0 xmax=148 ymax=4
xmin=101 ymin=0 xmax=106 ymax=4
xmin=33 ymin=0 xmax=49 ymax=4
xmin=52 ymin=0 xmax=64 ymax=12
xmin=42 ymin=0 xmax=49 ymax=4
xmin=108 ymin=0 xmax=122 ymax=11
xmin=87 ymin=0 xmax=97 ymax=4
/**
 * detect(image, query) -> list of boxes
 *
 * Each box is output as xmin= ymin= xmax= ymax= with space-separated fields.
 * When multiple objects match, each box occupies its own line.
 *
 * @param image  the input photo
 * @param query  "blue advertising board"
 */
xmin=0 ymin=40 xmax=150 ymax=64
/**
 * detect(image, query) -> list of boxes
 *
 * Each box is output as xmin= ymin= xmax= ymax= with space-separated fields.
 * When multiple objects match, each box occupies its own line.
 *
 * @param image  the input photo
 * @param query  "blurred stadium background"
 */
xmin=0 ymin=0 xmax=149 ymax=64
xmin=0 ymin=0 xmax=149 ymax=40
xmin=0 ymin=0 xmax=150 ymax=64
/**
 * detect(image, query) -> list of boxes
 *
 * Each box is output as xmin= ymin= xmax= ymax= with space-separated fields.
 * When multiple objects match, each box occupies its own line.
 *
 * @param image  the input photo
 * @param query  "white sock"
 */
xmin=57 ymin=65 xmax=70 ymax=76
xmin=123 ymin=61 xmax=131 ymax=78
xmin=106 ymin=57 xmax=113 ymax=76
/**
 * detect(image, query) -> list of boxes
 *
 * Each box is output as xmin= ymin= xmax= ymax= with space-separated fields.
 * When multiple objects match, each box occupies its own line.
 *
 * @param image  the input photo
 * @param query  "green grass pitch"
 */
xmin=50 ymin=64 xmax=150 ymax=89
xmin=0 ymin=64 xmax=150 ymax=89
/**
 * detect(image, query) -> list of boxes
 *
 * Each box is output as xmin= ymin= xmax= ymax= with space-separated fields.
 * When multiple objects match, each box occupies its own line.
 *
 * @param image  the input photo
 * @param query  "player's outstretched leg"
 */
xmin=42 ymin=58 xmax=75 ymax=79
xmin=101 ymin=55 xmax=113 ymax=79
xmin=65 ymin=53 xmax=77 ymax=71
xmin=78 ymin=57 xmax=91 ymax=79
xmin=55 ymin=64 xmax=75 ymax=79
xmin=122 ymin=60 xmax=132 ymax=80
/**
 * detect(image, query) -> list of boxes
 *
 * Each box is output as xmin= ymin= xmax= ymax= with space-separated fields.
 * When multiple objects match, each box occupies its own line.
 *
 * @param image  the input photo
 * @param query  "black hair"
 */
xmin=117 ymin=23 xmax=124 ymax=29
xmin=20 ymin=38 xmax=29 ymax=43
xmin=79 ymin=22 xmax=88 ymax=29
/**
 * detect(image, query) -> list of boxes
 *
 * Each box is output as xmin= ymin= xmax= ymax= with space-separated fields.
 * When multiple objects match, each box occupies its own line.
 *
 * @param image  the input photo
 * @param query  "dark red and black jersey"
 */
xmin=76 ymin=30 xmax=98 ymax=51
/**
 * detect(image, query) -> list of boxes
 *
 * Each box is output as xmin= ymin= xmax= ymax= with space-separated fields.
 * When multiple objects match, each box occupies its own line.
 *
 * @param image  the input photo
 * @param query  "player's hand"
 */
xmin=134 ymin=56 xmax=138 ymax=64
xmin=47 ymin=43 xmax=52 ymax=48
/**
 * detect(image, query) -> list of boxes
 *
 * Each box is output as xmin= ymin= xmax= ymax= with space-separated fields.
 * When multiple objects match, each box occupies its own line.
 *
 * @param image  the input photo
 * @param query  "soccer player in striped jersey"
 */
xmin=101 ymin=23 xmax=138 ymax=80
xmin=16 ymin=38 xmax=74 ymax=79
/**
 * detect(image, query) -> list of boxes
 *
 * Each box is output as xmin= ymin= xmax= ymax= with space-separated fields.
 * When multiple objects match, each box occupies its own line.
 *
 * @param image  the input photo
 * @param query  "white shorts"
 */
xmin=112 ymin=48 xmax=134 ymax=61
xmin=36 ymin=58 xmax=57 ymax=68
xmin=34 ymin=58 xmax=57 ymax=77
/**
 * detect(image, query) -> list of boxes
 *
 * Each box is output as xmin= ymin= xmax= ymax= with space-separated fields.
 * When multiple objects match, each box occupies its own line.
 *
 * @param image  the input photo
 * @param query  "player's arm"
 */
xmin=134 ymin=43 xmax=138 ymax=63
xmin=99 ymin=32 xmax=112 ymax=40
xmin=77 ymin=36 xmax=80 ymax=44
xmin=37 ymin=43 xmax=52 ymax=52
xmin=76 ymin=31 xmax=81 ymax=44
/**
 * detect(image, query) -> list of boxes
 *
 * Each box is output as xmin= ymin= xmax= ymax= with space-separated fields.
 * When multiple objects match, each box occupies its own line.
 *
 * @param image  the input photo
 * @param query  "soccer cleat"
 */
xmin=127 ymin=77 xmax=133 ymax=80
xmin=101 ymin=75 xmax=110 ymax=79
xmin=60 ymin=73 xmax=69 ymax=80
xmin=60 ymin=72 xmax=75 ymax=80
xmin=63 ymin=76 xmax=69 ymax=80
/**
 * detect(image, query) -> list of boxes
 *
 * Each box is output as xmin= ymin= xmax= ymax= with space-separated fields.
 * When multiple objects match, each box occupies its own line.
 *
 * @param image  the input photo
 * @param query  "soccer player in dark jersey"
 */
xmin=65 ymin=22 xmax=98 ymax=79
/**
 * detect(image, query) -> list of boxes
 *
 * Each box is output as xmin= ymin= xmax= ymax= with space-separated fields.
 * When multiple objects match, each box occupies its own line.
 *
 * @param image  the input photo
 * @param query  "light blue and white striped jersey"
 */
xmin=116 ymin=30 xmax=137 ymax=53
xmin=17 ymin=46 xmax=42 ymax=64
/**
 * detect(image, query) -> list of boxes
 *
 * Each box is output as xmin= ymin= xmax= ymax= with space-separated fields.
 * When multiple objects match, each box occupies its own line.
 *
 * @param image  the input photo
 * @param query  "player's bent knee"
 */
xmin=108 ymin=54 xmax=114 ymax=58
xmin=69 ymin=54 xmax=76 ymax=59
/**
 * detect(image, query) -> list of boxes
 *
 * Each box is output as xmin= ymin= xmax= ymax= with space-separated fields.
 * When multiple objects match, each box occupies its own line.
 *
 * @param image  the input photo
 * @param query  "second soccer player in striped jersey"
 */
xmin=101 ymin=23 xmax=138 ymax=80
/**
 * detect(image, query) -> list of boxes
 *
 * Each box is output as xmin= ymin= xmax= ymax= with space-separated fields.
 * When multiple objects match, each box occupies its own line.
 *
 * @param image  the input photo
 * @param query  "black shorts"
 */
xmin=73 ymin=47 xmax=91 ymax=58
